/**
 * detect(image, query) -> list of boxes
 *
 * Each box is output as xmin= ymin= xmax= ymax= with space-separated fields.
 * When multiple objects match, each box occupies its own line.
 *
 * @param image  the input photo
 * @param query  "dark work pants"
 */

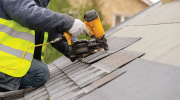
xmin=0 ymin=59 xmax=50 ymax=92
xmin=19 ymin=59 xmax=50 ymax=89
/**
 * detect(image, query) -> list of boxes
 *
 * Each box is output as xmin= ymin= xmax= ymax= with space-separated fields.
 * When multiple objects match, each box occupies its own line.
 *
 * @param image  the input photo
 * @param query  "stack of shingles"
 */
xmin=44 ymin=36 xmax=144 ymax=100
xmin=61 ymin=37 xmax=144 ymax=89
xmin=1 ymin=36 xmax=144 ymax=100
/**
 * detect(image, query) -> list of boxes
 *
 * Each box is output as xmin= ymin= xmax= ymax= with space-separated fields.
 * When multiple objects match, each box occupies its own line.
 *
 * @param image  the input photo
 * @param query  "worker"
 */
xmin=0 ymin=0 xmax=90 ymax=92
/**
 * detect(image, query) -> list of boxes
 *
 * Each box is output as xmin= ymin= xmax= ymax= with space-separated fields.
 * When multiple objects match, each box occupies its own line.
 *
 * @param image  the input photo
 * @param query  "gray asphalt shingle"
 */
xmin=80 ymin=59 xmax=180 ymax=100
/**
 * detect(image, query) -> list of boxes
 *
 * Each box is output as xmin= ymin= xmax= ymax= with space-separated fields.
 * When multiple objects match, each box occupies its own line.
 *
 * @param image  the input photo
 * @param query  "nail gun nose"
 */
xmin=104 ymin=44 xmax=109 ymax=51
xmin=88 ymin=42 xmax=100 ymax=47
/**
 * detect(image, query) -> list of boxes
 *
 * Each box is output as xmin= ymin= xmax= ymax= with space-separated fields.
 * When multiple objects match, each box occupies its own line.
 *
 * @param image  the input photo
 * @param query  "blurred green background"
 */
xmin=44 ymin=0 xmax=111 ymax=64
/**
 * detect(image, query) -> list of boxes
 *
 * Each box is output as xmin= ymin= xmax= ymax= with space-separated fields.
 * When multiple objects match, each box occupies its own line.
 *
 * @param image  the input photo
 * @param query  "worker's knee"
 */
xmin=38 ymin=63 xmax=50 ymax=84
xmin=20 ymin=59 xmax=50 ymax=88
xmin=35 ymin=61 xmax=50 ymax=85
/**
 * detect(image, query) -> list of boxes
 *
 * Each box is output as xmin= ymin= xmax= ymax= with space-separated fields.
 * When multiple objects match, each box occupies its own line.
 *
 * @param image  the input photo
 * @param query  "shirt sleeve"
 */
xmin=1 ymin=0 xmax=75 ymax=34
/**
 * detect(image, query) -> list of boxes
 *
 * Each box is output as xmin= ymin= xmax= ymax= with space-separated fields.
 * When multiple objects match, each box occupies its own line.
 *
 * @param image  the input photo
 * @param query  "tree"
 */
xmin=48 ymin=0 xmax=71 ymax=13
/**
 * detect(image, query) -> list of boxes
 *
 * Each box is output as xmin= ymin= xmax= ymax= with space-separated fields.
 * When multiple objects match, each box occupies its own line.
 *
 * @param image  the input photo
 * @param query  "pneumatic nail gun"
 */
xmin=51 ymin=10 xmax=109 ymax=61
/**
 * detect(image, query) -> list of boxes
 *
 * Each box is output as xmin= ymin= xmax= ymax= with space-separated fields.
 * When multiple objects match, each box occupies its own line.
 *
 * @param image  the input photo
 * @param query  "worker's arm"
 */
xmin=1 ymin=0 xmax=74 ymax=34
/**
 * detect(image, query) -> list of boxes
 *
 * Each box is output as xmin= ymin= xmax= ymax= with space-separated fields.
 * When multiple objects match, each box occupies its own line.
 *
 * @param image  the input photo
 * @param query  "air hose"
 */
xmin=0 ymin=37 xmax=62 ymax=70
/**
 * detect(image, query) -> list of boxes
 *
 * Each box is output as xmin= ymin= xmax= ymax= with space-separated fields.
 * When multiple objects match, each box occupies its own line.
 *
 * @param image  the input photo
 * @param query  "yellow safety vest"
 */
xmin=0 ymin=18 xmax=48 ymax=77
xmin=41 ymin=32 xmax=48 ymax=60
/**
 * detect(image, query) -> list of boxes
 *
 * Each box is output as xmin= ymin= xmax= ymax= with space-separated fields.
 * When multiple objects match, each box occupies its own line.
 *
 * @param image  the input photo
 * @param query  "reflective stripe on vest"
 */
xmin=41 ymin=32 xmax=48 ymax=60
xmin=0 ymin=18 xmax=35 ymax=77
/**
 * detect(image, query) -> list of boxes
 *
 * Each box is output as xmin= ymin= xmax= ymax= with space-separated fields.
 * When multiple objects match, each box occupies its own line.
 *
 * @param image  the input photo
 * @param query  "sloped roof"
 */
xmin=79 ymin=1 xmax=180 ymax=100
xmin=111 ymin=0 xmax=180 ymax=67
xmin=1 ymin=1 xmax=180 ymax=100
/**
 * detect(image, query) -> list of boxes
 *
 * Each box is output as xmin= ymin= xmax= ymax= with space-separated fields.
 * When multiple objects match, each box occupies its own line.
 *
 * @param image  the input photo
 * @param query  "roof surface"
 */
xmin=1 ymin=1 xmax=180 ymax=100
xmin=112 ymin=0 xmax=180 ymax=66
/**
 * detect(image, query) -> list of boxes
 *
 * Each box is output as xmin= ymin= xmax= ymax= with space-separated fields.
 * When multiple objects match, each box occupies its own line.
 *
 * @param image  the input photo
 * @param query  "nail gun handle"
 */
xmin=63 ymin=32 xmax=77 ymax=61
xmin=84 ymin=10 xmax=105 ymax=39
xmin=84 ymin=17 xmax=105 ymax=39
xmin=63 ymin=32 xmax=72 ymax=45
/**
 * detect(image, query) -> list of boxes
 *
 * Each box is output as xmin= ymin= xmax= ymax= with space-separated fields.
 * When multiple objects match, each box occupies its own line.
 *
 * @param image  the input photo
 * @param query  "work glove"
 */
xmin=69 ymin=19 xmax=91 ymax=38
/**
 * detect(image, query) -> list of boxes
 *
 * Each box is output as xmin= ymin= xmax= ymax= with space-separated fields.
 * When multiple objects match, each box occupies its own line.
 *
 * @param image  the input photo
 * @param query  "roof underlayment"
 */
xmin=1 ymin=1 xmax=180 ymax=100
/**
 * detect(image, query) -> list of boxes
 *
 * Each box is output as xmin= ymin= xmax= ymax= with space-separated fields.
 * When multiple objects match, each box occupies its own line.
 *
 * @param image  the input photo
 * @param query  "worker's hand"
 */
xmin=69 ymin=19 xmax=91 ymax=38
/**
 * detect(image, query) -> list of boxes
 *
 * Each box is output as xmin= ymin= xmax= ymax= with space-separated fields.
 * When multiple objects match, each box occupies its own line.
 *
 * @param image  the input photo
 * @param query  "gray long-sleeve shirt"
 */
xmin=0 ymin=0 xmax=76 ymax=91
xmin=0 ymin=0 xmax=75 ymax=33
